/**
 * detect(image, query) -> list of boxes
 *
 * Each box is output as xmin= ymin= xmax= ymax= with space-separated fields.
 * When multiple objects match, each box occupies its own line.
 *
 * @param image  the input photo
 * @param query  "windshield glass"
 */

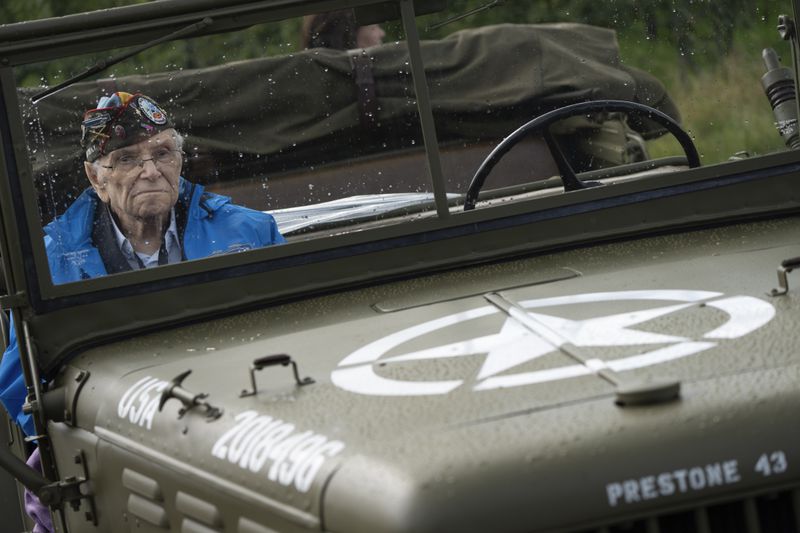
xmin=9 ymin=0 xmax=795 ymax=288
xmin=414 ymin=1 xmax=791 ymax=201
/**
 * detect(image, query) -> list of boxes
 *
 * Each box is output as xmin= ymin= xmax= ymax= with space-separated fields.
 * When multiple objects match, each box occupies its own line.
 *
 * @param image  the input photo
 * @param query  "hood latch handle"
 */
xmin=240 ymin=354 xmax=315 ymax=397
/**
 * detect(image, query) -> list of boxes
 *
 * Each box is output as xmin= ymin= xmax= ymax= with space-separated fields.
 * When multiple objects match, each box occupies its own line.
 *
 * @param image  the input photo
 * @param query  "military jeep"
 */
xmin=0 ymin=1 xmax=798 ymax=532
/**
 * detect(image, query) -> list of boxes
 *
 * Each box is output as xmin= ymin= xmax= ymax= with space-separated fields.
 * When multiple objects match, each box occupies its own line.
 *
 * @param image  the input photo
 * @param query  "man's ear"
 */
xmin=84 ymin=161 xmax=109 ymax=202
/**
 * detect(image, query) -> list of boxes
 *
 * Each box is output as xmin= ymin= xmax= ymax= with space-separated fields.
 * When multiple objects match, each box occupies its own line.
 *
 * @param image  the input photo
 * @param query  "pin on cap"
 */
xmin=80 ymin=92 xmax=173 ymax=162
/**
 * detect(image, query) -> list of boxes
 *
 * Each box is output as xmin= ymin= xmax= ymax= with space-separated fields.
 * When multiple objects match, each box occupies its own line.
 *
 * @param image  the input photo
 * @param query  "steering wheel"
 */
xmin=463 ymin=100 xmax=701 ymax=211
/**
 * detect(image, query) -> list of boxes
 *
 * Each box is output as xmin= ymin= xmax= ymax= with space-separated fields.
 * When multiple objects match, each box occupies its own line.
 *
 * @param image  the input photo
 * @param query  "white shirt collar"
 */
xmin=108 ymin=208 xmax=181 ymax=269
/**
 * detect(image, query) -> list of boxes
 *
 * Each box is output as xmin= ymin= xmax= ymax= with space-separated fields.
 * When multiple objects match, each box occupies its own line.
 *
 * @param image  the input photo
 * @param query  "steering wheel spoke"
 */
xmin=542 ymin=128 xmax=585 ymax=192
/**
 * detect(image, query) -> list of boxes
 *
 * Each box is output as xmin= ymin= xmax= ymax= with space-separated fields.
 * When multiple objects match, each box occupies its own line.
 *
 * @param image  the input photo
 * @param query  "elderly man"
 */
xmin=47 ymin=91 xmax=284 ymax=282
xmin=0 ymin=92 xmax=286 ymax=531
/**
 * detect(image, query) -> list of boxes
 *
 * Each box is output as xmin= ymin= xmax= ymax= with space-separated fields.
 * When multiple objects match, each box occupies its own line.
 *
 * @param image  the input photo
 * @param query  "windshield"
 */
xmin=6 ymin=0 xmax=796 ymax=290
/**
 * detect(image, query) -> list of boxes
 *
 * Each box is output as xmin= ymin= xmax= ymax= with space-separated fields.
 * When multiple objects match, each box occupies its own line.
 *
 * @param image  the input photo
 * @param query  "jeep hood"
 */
xmin=64 ymin=217 xmax=800 ymax=532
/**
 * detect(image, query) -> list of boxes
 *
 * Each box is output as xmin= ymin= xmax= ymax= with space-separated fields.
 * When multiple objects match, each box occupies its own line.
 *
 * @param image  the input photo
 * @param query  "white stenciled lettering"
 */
xmin=294 ymin=440 xmax=346 ymax=493
xmin=211 ymin=411 xmax=345 ymax=493
xmin=771 ymin=451 xmax=788 ymax=474
xmin=623 ymin=480 xmax=640 ymax=503
xmin=672 ymin=469 xmax=688 ymax=492
xmin=755 ymin=451 xmax=788 ymax=477
xmin=228 ymin=415 xmax=275 ymax=464
xmin=237 ymin=417 xmax=278 ymax=469
xmin=133 ymin=380 xmax=168 ymax=430
xmin=723 ymin=460 xmax=741 ymax=483
xmin=212 ymin=410 xmax=259 ymax=458
xmin=657 ymin=472 xmax=674 ymax=496
xmin=606 ymin=483 xmax=623 ymax=507
xmin=688 ymin=467 xmax=706 ymax=490
xmin=640 ymin=476 xmax=657 ymax=500
xmin=249 ymin=423 xmax=296 ymax=470
xmin=247 ymin=421 xmax=292 ymax=472
xmin=606 ymin=458 xmax=743 ymax=507
xmin=267 ymin=431 xmax=313 ymax=483
xmin=214 ymin=410 xmax=260 ymax=458
xmin=118 ymin=376 xmax=156 ymax=419
xmin=117 ymin=376 xmax=169 ymax=430
xmin=138 ymin=389 xmax=165 ymax=430
xmin=277 ymin=435 xmax=327 ymax=487
xmin=705 ymin=462 xmax=723 ymax=486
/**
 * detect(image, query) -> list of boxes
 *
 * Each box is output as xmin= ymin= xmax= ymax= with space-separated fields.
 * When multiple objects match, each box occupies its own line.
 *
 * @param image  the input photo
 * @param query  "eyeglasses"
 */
xmin=100 ymin=148 xmax=183 ymax=174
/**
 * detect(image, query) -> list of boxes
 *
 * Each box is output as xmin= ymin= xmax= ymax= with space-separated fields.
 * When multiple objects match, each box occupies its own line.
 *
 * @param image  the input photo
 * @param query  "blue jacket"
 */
xmin=1 ymin=179 xmax=284 ymax=434
xmin=45 ymin=178 xmax=284 ymax=283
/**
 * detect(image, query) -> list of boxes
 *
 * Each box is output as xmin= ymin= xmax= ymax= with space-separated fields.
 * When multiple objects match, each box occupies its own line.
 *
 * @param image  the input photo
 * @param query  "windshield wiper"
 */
xmin=426 ymin=0 xmax=504 ymax=31
xmin=31 ymin=17 xmax=213 ymax=105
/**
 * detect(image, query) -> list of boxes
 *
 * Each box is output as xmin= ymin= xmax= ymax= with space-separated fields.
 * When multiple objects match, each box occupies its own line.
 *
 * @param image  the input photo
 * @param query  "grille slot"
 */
xmin=122 ymin=468 xmax=169 ymax=529
xmin=579 ymin=488 xmax=800 ymax=533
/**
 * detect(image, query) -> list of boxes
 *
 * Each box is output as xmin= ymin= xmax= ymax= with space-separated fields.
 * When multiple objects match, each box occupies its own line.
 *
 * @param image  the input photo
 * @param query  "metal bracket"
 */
xmin=769 ymin=256 xmax=800 ymax=296
xmin=0 ymin=291 xmax=26 ymax=309
xmin=240 ymin=354 xmax=314 ymax=397
xmin=157 ymin=370 xmax=223 ymax=421
xmin=0 ymin=441 xmax=92 ymax=515
xmin=70 ymin=450 xmax=97 ymax=524
xmin=35 ymin=451 xmax=95 ymax=521
xmin=37 ymin=477 xmax=86 ymax=508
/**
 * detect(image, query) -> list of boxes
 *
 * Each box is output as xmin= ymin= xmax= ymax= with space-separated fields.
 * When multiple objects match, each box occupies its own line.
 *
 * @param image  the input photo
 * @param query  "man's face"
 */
xmin=356 ymin=24 xmax=385 ymax=48
xmin=85 ymin=129 xmax=182 ymax=226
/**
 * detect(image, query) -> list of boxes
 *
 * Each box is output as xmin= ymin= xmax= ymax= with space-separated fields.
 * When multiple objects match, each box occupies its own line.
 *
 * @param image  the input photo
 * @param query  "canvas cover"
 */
xmin=17 ymin=23 xmax=678 ymax=213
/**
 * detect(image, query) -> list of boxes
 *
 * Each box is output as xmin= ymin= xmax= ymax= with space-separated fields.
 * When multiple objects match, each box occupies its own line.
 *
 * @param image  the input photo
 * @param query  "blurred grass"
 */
xmin=618 ymin=22 xmax=791 ymax=163
xmin=645 ymin=48 xmax=787 ymax=162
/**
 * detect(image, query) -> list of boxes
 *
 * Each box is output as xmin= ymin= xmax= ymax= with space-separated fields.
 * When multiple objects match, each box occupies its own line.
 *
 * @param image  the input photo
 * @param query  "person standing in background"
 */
xmin=301 ymin=10 xmax=385 ymax=50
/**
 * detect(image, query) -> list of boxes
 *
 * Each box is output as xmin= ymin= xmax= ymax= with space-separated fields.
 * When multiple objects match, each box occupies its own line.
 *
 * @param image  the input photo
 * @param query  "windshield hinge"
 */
xmin=483 ymin=291 xmax=681 ymax=407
